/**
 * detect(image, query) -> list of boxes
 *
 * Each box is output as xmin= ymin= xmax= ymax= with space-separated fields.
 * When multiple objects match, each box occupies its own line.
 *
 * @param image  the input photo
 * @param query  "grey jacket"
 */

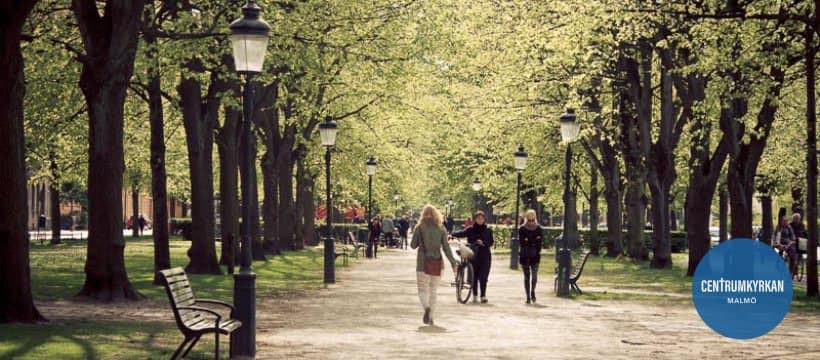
xmin=411 ymin=223 xmax=457 ymax=273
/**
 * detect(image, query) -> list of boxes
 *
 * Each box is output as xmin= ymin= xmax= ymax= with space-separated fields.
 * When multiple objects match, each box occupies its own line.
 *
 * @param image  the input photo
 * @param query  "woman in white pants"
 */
xmin=411 ymin=204 xmax=457 ymax=325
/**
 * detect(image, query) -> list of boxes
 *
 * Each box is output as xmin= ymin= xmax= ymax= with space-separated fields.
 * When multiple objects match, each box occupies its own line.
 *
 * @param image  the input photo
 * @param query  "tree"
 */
xmin=0 ymin=0 xmax=44 ymax=322
xmin=72 ymin=0 xmax=145 ymax=301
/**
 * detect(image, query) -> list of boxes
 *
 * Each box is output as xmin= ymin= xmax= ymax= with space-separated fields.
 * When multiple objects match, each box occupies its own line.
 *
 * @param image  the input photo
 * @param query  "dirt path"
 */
xmin=255 ymin=248 xmax=820 ymax=360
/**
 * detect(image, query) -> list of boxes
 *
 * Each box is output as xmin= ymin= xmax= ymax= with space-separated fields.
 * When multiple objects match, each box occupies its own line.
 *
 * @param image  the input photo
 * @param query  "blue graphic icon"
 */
xmin=692 ymin=239 xmax=792 ymax=339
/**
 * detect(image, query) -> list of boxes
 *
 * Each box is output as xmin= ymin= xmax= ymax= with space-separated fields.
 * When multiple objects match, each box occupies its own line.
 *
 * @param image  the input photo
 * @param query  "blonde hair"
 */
xmin=415 ymin=204 xmax=444 ymax=230
xmin=524 ymin=209 xmax=537 ymax=222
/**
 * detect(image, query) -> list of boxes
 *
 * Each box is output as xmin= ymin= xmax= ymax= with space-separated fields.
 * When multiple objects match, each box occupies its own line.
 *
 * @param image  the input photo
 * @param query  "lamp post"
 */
xmin=510 ymin=145 xmax=528 ymax=270
xmin=366 ymin=157 xmax=377 ymax=221
xmin=472 ymin=177 xmax=481 ymax=213
xmin=557 ymin=108 xmax=580 ymax=297
xmin=393 ymin=194 xmax=400 ymax=217
xmin=228 ymin=1 xmax=270 ymax=357
xmin=320 ymin=117 xmax=339 ymax=284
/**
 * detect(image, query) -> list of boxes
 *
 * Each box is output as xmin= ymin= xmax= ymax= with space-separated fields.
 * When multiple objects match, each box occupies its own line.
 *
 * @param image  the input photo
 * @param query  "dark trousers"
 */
xmin=471 ymin=253 xmax=491 ymax=297
xmin=384 ymin=232 xmax=394 ymax=247
xmin=368 ymin=240 xmax=378 ymax=258
xmin=521 ymin=256 xmax=540 ymax=299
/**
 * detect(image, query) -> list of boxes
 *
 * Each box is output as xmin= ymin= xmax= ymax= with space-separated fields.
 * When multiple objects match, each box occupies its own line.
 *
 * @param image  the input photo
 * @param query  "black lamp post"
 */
xmin=393 ymin=194 xmax=400 ymax=217
xmin=472 ymin=177 xmax=481 ymax=213
xmin=366 ymin=157 xmax=377 ymax=221
xmin=557 ymin=108 xmax=580 ymax=297
xmin=320 ymin=117 xmax=339 ymax=284
xmin=510 ymin=145 xmax=528 ymax=270
xmin=228 ymin=1 xmax=270 ymax=357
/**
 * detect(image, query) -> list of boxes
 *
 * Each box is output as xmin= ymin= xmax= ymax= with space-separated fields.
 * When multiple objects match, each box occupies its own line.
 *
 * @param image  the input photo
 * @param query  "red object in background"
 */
xmin=315 ymin=206 xmax=365 ymax=221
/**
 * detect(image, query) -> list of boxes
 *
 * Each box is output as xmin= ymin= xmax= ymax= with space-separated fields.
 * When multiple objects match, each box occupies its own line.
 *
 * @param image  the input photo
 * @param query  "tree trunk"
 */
xmin=144 ymin=21 xmax=170 ymax=285
xmin=805 ymin=22 xmax=818 ymax=296
xmin=258 ymin=83 xmax=280 ymax=254
xmin=216 ymin=85 xmax=240 ymax=269
xmin=719 ymin=187 xmax=728 ymax=243
xmin=296 ymin=157 xmax=317 ymax=247
xmin=131 ymin=188 xmax=139 ymax=238
xmin=178 ymin=70 xmax=222 ymax=275
xmin=276 ymin=126 xmax=297 ymax=251
xmin=73 ymin=0 xmax=145 ymax=301
xmin=588 ymin=154 xmax=600 ymax=255
xmin=726 ymin=66 xmax=784 ymax=239
xmin=0 ymin=0 xmax=45 ymax=321
xmin=49 ymin=152 xmax=61 ymax=245
xmin=761 ymin=194 xmax=773 ymax=246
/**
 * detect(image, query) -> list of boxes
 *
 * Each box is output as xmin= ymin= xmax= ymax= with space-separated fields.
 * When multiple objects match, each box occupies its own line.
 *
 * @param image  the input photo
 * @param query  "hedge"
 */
xmin=487 ymin=224 xmax=688 ymax=253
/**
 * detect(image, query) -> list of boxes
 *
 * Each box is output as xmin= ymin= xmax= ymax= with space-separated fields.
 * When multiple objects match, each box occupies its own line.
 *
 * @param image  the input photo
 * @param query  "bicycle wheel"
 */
xmin=456 ymin=261 xmax=474 ymax=304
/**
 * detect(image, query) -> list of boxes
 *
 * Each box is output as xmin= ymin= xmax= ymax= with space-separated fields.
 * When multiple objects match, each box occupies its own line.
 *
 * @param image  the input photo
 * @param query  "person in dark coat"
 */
xmin=518 ymin=209 xmax=543 ymax=304
xmin=451 ymin=211 xmax=494 ymax=303
xmin=368 ymin=216 xmax=382 ymax=259
xmin=397 ymin=214 xmax=410 ymax=249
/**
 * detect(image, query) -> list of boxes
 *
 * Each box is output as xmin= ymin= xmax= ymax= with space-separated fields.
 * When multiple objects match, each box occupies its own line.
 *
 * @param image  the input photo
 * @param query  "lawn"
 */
xmin=543 ymin=250 xmax=820 ymax=312
xmin=0 ymin=236 xmax=354 ymax=359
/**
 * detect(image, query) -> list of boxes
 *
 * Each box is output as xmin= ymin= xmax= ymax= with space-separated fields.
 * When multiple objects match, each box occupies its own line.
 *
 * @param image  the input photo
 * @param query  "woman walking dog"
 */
xmin=411 ymin=204 xmax=457 ymax=325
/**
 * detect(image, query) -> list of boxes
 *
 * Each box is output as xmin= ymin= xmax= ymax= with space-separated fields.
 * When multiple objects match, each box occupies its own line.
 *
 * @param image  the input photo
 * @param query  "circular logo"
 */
xmin=692 ymin=239 xmax=792 ymax=339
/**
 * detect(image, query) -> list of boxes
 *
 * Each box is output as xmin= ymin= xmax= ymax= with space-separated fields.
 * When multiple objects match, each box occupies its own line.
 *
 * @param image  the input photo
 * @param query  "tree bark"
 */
xmin=131 ymin=187 xmax=139 ymax=238
xmin=0 ymin=0 xmax=45 ymax=321
xmin=805 ymin=21 xmax=818 ymax=296
xmin=276 ymin=126 xmax=297 ymax=251
xmin=144 ymin=18 xmax=170 ymax=285
xmin=760 ymin=194 xmax=773 ymax=246
xmin=296 ymin=156 xmax=316 ymax=247
xmin=620 ymin=44 xmax=649 ymax=260
xmin=216 ymin=82 xmax=240 ymax=269
xmin=178 ymin=66 xmax=223 ymax=275
xmin=588 ymin=153 xmax=600 ymax=255
xmin=719 ymin=186 xmax=728 ymax=243
xmin=726 ymin=67 xmax=785 ymax=239
xmin=73 ymin=0 xmax=145 ymax=301
xmin=49 ymin=151 xmax=61 ymax=245
xmin=258 ymin=83 xmax=280 ymax=254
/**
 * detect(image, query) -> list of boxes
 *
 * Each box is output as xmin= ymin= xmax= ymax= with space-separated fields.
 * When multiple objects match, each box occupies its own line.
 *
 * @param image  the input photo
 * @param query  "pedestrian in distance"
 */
xmin=411 ymin=204 xmax=457 ymax=326
xmin=368 ymin=216 xmax=382 ymax=259
xmin=451 ymin=211 xmax=494 ymax=303
xmin=398 ymin=214 xmax=410 ymax=249
xmin=518 ymin=210 xmax=543 ymax=304
xmin=382 ymin=215 xmax=395 ymax=247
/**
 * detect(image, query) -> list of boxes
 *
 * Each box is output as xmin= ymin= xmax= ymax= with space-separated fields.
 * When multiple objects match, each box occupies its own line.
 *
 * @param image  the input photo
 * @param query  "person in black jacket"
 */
xmin=368 ymin=216 xmax=382 ymax=259
xmin=518 ymin=209 xmax=543 ymax=304
xmin=451 ymin=210 xmax=494 ymax=303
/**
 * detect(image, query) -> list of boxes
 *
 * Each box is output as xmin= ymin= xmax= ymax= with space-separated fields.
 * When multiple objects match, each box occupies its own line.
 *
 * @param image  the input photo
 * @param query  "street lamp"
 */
xmin=228 ymin=1 xmax=270 ymax=357
xmin=393 ymin=194 xmax=400 ymax=217
xmin=557 ymin=108 xmax=579 ymax=297
xmin=472 ymin=177 xmax=481 ymax=213
xmin=366 ymin=157 xmax=377 ymax=221
xmin=510 ymin=144 xmax=528 ymax=270
xmin=320 ymin=117 xmax=338 ymax=284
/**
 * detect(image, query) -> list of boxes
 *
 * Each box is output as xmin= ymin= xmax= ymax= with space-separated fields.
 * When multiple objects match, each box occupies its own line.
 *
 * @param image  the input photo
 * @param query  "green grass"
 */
xmin=1 ymin=236 xmax=354 ymax=359
xmin=544 ymin=250 xmax=820 ymax=312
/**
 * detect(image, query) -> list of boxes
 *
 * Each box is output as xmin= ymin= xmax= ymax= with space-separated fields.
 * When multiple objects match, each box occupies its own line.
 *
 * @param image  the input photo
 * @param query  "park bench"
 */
xmin=159 ymin=268 xmax=242 ymax=360
xmin=554 ymin=250 xmax=591 ymax=295
xmin=333 ymin=236 xmax=349 ymax=266
xmin=347 ymin=231 xmax=366 ymax=258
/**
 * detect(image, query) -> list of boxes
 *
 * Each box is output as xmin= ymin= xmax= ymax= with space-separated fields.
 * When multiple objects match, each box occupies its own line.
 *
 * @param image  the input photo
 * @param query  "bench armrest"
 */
xmin=177 ymin=306 xmax=222 ymax=327
xmin=196 ymin=299 xmax=236 ymax=313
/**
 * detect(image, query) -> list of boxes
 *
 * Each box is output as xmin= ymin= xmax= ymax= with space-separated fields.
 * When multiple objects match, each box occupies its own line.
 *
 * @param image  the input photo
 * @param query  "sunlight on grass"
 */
xmin=1 ymin=237 xmax=355 ymax=359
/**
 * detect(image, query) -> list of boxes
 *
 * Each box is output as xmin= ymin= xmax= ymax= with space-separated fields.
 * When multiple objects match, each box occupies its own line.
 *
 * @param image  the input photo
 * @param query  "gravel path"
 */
xmin=255 ymin=247 xmax=820 ymax=360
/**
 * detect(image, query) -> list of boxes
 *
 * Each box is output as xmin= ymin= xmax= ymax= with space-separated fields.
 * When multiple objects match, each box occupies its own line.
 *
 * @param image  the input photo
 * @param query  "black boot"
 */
xmin=423 ymin=307 xmax=430 ymax=324
xmin=525 ymin=281 xmax=531 ymax=304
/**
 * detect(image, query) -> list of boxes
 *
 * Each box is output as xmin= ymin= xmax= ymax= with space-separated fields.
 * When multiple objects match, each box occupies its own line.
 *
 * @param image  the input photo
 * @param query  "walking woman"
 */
xmin=368 ymin=216 xmax=382 ymax=259
xmin=452 ymin=210 xmax=494 ymax=303
xmin=519 ymin=210 xmax=543 ymax=304
xmin=411 ymin=204 xmax=457 ymax=325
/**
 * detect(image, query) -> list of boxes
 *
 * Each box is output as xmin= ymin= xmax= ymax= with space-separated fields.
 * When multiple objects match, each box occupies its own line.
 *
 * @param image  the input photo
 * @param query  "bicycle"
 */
xmin=452 ymin=242 xmax=475 ymax=304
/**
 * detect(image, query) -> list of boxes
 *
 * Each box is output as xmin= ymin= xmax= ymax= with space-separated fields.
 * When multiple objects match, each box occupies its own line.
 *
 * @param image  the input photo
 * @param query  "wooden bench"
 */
xmin=554 ymin=250 xmax=591 ymax=295
xmin=159 ymin=268 xmax=242 ymax=359
xmin=347 ymin=231 xmax=366 ymax=258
